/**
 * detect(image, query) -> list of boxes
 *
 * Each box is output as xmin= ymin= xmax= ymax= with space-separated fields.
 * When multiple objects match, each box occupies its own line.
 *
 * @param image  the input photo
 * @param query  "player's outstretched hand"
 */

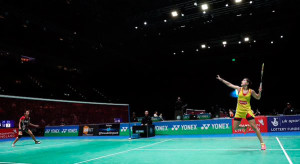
xmin=259 ymin=85 xmax=262 ymax=93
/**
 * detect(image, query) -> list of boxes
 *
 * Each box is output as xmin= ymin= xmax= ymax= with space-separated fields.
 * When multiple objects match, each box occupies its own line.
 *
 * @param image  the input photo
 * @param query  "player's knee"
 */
xmin=234 ymin=125 xmax=239 ymax=130
xmin=252 ymin=126 xmax=258 ymax=131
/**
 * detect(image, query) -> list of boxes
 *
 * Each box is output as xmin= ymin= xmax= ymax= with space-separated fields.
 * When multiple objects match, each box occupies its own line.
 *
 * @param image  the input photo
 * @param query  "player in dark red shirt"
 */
xmin=12 ymin=110 xmax=41 ymax=147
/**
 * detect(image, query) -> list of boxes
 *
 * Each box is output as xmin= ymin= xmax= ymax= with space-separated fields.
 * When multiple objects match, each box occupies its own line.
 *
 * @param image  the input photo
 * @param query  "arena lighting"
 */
xmin=201 ymin=44 xmax=206 ymax=48
xmin=144 ymin=21 xmax=147 ymax=25
xmin=249 ymin=1 xmax=253 ymax=4
xmin=253 ymin=40 xmax=256 ymax=43
xmin=235 ymin=0 xmax=242 ymax=3
xmin=194 ymin=2 xmax=198 ymax=6
xmin=171 ymin=11 xmax=179 ymax=17
xmin=238 ymin=41 xmax=242 ymax=44
xmin=181 ymin=13 xmax=185 ymax=16
xmin=181 ymin=50 xmax=184 ymax=53
xmin=201 ymin=4 xmax=209 ymax=11
xmin=244 ymin=37 xmax=250 ymax=42
xmin=280 ymin=35 xmax=284 ymax=38
xmin=164 ymin=20 xmax=167 ymax=22
xmin=135 ymin=26 xmax=138 ymax=29
xmin=225 ymin=4 xmax=229 ymax=7
xmin=222 ymin=41 xmax=227 ymax=47
xmin=196 ymin=49 xmax=199 ymax=52
xmin=271 ymin=41 xmax=274 ymax=44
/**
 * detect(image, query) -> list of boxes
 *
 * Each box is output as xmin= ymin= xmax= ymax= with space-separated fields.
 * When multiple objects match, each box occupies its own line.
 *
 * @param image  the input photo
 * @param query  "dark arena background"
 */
xmin=0 ymin=0 xmax=299 ymax=164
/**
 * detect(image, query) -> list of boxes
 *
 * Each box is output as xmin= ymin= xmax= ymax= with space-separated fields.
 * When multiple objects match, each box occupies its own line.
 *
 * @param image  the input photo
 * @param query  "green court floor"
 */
xmin=0 ymin=135 xmax=299 ymax=164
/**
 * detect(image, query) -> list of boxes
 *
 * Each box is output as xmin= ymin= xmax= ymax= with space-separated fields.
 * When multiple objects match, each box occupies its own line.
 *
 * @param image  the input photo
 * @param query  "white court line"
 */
xmin=276 ymin=137 xmax=293 ymax=164
xmin=0 ymin=141 xmax=79 ymax=154
xmin=73 ymin=139 xmax=172 ymax=164
xmin=135 ymin=148 xmax=284 ymax=151
xmin=285 ymin=149 xmax=300 ymax=151
xmin=0 ymin=162 xmax=31 ymax=164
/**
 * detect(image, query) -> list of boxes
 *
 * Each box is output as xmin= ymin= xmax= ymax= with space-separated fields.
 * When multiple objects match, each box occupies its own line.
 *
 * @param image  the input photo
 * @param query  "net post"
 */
xmin=128 ymin=105 xmax=132 ymax=139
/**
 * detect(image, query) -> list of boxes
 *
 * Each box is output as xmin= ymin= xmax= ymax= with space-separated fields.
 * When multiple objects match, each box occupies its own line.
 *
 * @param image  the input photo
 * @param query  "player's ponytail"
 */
xmin=244 ymin=78 xmax=252 ymax=89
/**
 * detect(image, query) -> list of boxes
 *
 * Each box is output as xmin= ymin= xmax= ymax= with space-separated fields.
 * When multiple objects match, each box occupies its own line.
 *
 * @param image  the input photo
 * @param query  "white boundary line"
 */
xmin=135 ymin=148 xmax=285 ymax=151
xmin=276 ymin=137 xmax=293 ymax=164
xmin=73 ymin=139 xmax=172 ymax=164
xmin=0 ymin=141 xmax=79 ymax=154
xmin=0 ymin=162 xmax=31 ymax=164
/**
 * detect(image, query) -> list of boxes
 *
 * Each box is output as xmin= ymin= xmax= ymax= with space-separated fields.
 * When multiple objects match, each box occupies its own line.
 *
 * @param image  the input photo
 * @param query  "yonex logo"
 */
xmin=155 ymin=126 xmax=168 ymax=131
xmin=201 ymin=124 xmax=210 ymax=130
xmin=121 ymin=127 xmax=128 ymax=132
xmin=171 ymin=125 xmax=180 ymax=131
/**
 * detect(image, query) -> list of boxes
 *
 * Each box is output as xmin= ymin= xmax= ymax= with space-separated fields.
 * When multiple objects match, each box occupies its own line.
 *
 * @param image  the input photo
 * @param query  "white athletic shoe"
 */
xmin=12 ymin=144 xmax=15 ymax=147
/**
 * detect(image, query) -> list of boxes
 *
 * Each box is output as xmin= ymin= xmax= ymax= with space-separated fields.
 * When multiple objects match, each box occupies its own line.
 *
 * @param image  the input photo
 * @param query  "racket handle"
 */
xmin=260 ymin=82 xmax=262 ymax=88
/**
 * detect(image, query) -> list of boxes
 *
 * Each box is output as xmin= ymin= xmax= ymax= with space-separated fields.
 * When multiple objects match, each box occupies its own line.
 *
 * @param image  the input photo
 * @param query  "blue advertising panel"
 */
xmin=0 ymin=120 xmax=15 ymax=128
xmin=268 ymin=116 xmax=300 ymax=132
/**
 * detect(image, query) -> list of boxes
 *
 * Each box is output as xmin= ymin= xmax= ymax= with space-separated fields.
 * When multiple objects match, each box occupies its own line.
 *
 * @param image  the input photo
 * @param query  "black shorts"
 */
xmin=234 ymin=113 xmax=255 ymax=121
xmin=19 ymin=128 xmax=29 ymax=133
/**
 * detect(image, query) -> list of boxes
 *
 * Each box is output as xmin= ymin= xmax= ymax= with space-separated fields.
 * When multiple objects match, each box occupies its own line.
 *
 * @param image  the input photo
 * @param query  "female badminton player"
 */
xmin=12 ymin=110 xmax=41 ymax=147
xmin=216 ymin=75 xmax=266 ymax=150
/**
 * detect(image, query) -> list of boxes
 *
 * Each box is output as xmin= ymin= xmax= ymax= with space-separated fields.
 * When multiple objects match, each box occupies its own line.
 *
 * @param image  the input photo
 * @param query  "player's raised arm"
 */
xmin=216 ymin=75 xmax=240 ymax=90
xmin=251 ymin=85 xmax=262 ymax=100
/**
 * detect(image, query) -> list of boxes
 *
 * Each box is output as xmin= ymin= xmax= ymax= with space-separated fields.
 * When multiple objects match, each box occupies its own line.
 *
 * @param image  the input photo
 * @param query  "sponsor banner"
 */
xmin=268 ymin=116 xmax=300 ymax=132
xmin=183 ymin=115 xmax=190 ymax=120
xmin=44 ymin=126 xmax=79 ymax=137
xmin=0 ymin=128 xmax=18 ymax=139
xmin=120 ymin=119 xmax=232 ymax=136
xmin=232 ymin=116 xmax=268 ymax=134
xmin=154 ymin=119 xmax=232 ymax=135
xmin=152 ymin=117 xmax=162 ymax=122
xmin=98 ymin=123 xmax=120 ymax=136
xmin=183 ymin=114 xmax=211 ymax=120
xmin=198 ymin=113 xmax=211 ymax=120
xmin=120 ymin=123 xmax=141 ymax=136
xmin=137 ymin=117 xmax=143 ymax=122
xmin=78 ymin=125 xmax=98 ymax=136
